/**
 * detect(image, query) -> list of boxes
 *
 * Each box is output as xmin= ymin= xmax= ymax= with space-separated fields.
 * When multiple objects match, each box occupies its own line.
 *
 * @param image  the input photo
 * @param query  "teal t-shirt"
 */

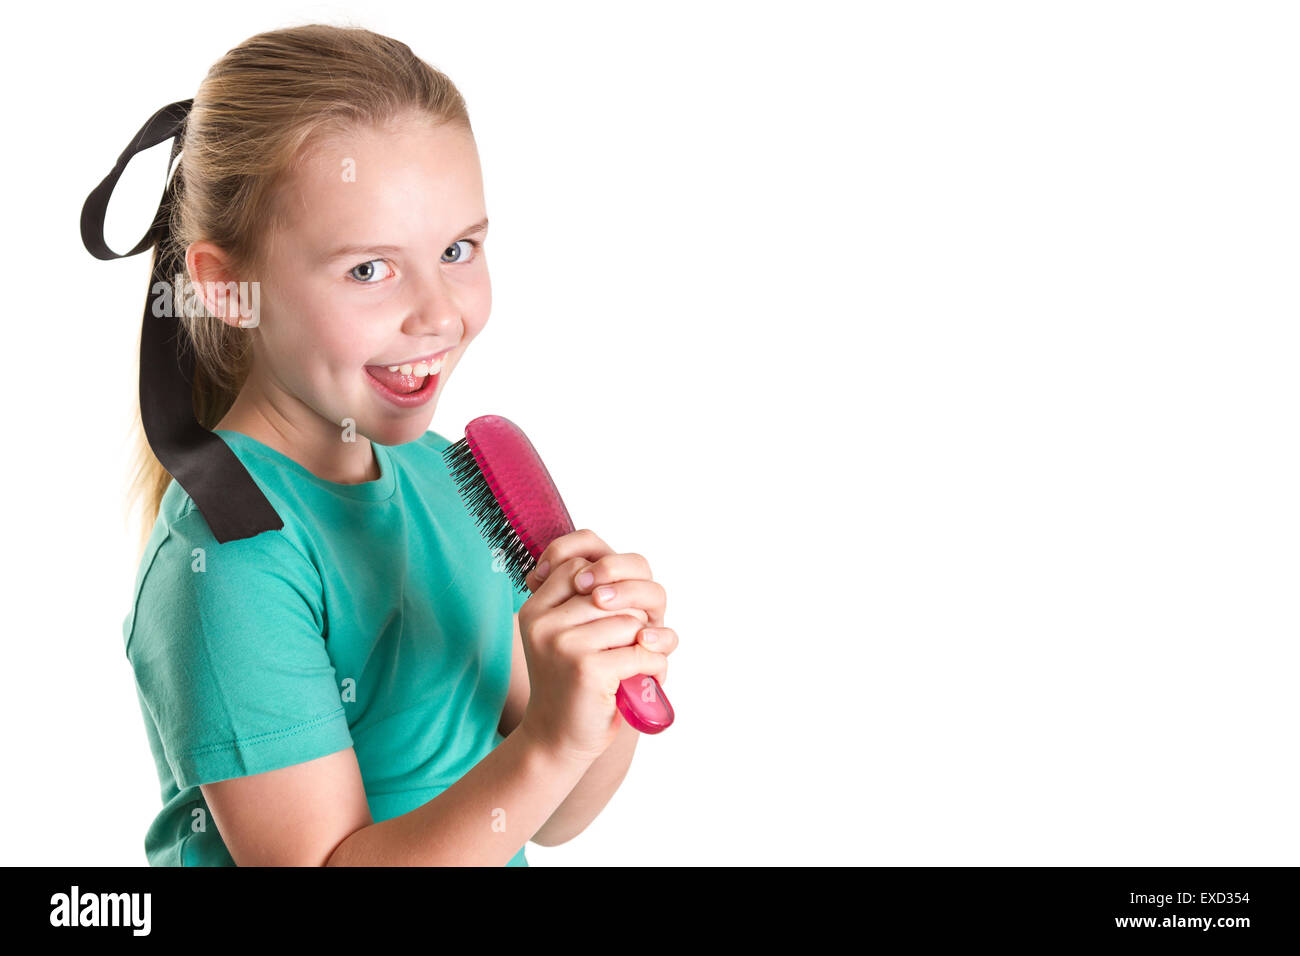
xmin=122 ymin=428 xmax=531 ymax=866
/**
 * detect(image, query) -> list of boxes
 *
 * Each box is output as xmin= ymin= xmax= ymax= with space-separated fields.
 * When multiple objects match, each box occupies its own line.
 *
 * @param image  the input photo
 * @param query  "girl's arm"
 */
xmin=200 ymin=725 xmax=593 ymax=866
xmin=532 ymin=715 xmax=639 ymax=846
xmin=499 ymin=612 xmax=641 ymax=846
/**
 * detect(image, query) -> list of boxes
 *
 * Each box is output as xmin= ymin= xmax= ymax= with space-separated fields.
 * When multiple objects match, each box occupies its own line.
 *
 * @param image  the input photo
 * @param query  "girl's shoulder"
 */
xmin=148 ymin=467 xmax=313 ymax=562
xmin=124 ymin=503 xmax=322 ymax=662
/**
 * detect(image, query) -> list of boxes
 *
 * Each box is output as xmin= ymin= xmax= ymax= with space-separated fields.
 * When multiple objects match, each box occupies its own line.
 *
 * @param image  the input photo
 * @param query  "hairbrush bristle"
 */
xmin=442 ymin=435 xmax=536 ymax=590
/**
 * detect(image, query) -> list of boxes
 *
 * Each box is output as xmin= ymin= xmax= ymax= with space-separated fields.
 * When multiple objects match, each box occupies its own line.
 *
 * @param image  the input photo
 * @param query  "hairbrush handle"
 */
xmin=615 ymin=672 xmax=675 ymax=734
xmin=549 ymin=512 xmax=675 ymax=734
xmin=446 ymin=415 xmax=675 ymax=734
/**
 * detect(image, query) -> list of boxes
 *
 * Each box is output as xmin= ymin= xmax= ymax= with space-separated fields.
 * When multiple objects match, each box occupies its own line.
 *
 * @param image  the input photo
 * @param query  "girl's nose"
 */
xmin=405 ymin=272 xmax=463 ymax=335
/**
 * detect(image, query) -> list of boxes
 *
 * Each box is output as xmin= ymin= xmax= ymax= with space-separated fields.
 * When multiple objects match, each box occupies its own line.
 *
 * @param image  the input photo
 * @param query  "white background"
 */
xmin=3 ymin=0 xmax=1297 ymax=865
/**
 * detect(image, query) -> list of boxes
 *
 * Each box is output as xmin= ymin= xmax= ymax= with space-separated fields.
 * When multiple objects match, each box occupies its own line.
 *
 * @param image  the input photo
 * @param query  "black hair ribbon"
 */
xmin=80 ymin=99 xmax=282 ymax=543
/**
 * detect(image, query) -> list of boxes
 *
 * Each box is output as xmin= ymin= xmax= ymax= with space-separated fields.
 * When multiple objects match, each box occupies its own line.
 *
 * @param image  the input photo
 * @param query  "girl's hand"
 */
xmin=516 ymin=529 xmax=679 ymax=764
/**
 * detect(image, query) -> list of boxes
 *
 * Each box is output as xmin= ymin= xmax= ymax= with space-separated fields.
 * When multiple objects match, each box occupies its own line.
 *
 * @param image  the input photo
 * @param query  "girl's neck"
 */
xmin=215 ymin=400 xmax=381 ymax=485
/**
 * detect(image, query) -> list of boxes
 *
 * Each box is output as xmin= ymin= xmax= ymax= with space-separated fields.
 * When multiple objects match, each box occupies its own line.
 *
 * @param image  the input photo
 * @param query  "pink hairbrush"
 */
xmin=443 ymin=414 xmax=675 ymax=734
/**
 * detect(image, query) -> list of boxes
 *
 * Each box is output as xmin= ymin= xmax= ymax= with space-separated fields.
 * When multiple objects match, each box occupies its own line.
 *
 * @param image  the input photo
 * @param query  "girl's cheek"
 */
xmin=464 ymin=307 xmax=491 ymax=338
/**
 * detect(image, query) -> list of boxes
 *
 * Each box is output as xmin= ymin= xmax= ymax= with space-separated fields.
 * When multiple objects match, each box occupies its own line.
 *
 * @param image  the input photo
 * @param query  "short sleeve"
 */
xmin=126 ymin=510 xmax=352 ymax=789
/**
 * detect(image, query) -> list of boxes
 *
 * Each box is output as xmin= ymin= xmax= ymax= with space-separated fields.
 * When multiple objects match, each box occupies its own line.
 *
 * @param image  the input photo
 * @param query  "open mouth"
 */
xmin=365 ymin=364 xmax=438 ymax=395
xmin=363 ymin=347 xmax=451 ymax=408
xmin=364 ymin=351 xmax=448 ymax=395
xmin=366 ymin=368 xmax=437 ymax=396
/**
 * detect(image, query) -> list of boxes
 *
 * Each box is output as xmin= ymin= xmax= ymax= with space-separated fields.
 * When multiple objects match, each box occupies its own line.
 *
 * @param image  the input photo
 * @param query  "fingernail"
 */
xmin=536 ymin=560 xmax=550 ymax=580
xmin=595 ymin=585 xmax=615 ymax=601
xmin=642 ymin=629 xmax=658 ymax=643
xmin=576 ymin=571 xmax=595 ymax=590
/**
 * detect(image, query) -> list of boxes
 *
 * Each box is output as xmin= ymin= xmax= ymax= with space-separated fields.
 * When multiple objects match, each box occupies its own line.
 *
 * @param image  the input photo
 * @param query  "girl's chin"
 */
xmin=363 ymin=409 xmax=436 ymax=440
xmin=368 ymin=403 xmax=442 ymax=443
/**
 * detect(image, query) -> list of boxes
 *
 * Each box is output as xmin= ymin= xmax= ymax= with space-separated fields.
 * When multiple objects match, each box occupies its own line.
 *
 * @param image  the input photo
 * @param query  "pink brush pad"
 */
xmin=464 ymin=415 xmax=577 ymax=560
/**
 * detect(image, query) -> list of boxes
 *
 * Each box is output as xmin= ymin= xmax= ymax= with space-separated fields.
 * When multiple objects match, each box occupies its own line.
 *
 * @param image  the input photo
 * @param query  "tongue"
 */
xmin=367 ymin=366 xmax=424 ymax=394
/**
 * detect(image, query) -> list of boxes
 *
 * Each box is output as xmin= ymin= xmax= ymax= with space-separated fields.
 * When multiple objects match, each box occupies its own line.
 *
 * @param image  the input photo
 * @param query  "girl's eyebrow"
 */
xmin=324 ymin=218 xmax=489 ymax=260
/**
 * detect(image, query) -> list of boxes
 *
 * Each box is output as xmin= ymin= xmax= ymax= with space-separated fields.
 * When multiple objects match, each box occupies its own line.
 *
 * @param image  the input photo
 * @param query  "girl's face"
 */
xmin=229 ymin=115 xmax=491 ymax=451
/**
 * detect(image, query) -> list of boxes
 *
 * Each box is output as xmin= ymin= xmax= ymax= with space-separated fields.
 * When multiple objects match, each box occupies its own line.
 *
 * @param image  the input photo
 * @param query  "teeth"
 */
xmin=380 ymin=355 xmax=445 ymax=377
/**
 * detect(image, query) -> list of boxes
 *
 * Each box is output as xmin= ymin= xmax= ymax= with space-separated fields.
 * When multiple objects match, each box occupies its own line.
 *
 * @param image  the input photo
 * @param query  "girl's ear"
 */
xmin=185 ymin=240 xmax=260 ymax=328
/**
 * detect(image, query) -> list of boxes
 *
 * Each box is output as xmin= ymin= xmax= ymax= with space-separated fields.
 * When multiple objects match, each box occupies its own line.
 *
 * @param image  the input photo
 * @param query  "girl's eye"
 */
xmin=348 ymin=259 xmax=394 ymax=284
xmin=442 ymin=239 xmax=480 ymax=264
xmin=348 ymin=240 xmax=479 ymax=283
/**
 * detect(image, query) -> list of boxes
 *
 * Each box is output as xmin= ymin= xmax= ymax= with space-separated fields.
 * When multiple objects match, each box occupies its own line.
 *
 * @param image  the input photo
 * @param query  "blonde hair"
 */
xmin=127 ymin=22 xmax=472 ymax=559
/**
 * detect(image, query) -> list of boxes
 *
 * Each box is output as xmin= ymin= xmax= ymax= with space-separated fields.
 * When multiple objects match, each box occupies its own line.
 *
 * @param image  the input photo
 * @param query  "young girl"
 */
xmin=94 ymin=23 xmax=677 ymax=866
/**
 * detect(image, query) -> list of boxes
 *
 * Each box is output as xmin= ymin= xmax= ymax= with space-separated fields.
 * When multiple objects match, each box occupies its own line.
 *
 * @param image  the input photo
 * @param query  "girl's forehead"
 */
xmin=274 ymin=123 xmax=484 ymax=238
xmin=301 ymin=116 xmax=478 ymax=173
